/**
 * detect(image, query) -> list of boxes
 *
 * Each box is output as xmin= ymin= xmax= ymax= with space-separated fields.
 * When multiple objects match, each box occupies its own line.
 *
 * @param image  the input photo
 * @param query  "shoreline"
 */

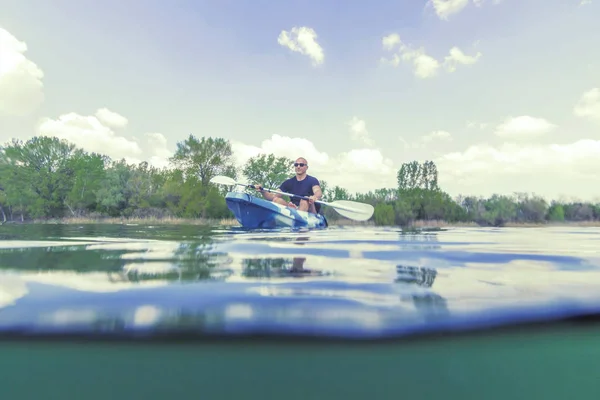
xmin=2 ymin=217 xmax=600 ymax=228
xmin=410 ymin=220 xmax=600 ymax=229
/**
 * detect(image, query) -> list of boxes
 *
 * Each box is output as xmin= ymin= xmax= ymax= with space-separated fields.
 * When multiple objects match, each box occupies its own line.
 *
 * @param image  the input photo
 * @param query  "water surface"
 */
xmin=1 ymin=223 xmax=600 ymax=339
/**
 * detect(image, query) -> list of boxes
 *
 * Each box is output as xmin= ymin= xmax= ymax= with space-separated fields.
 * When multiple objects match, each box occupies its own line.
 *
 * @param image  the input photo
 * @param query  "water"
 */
xmin=3 ymin=223 xmax=600 ymax=399
xmin=2 ymin=223 xmax=600 ymax=339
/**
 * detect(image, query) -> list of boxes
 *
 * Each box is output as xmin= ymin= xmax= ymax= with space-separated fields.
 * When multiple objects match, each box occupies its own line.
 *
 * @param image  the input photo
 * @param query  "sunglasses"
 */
xmin=294 ymin=163 xmax=306 ymax=167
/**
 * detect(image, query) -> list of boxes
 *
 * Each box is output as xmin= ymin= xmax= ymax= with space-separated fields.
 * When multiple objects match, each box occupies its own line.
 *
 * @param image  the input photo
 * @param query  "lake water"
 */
xmin=2 ymin=223 xmax=600 ymax=399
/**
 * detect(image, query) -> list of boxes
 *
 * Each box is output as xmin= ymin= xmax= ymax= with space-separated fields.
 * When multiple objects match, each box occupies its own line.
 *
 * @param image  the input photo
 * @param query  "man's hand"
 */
xmin=253 ymin=184 xmax=263 ymax=191
xmin=308 ymin=195 xmax=316 ymax=204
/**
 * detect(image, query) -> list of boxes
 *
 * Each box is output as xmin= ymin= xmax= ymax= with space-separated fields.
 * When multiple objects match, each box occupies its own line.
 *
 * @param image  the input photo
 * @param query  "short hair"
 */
xmin=295 ymin=157 xmax=307 ymax=164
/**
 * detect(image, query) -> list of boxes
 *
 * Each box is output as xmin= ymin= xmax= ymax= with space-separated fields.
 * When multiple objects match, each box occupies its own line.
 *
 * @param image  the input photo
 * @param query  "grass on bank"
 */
xmin=410 ymin=219 xmax=600 ymax=228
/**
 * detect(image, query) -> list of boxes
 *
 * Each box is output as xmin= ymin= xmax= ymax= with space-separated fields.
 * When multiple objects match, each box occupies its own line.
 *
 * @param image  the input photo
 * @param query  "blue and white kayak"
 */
xmin=225 ymin=191 xmax=328 ymax=229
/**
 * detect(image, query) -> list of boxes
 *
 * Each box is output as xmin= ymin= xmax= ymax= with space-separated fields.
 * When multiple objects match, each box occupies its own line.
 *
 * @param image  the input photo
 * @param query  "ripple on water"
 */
xmin=1 ymin=224 xmax=600 ymax=339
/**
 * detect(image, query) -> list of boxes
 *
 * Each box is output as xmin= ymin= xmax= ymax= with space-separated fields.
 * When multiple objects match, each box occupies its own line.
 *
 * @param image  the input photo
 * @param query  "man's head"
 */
xmin=294 ymin=157 xmax=308 ymax=175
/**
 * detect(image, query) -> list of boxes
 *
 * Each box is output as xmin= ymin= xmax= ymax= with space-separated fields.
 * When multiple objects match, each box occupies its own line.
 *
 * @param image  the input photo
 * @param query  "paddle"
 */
xmin=210 ymin=175 xmax=374 ymax=221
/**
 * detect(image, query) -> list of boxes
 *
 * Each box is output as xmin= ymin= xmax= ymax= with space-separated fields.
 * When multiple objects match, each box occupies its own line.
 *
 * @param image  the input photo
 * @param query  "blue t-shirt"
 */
xmin=280 ymin=175 xmax=321 ymax=212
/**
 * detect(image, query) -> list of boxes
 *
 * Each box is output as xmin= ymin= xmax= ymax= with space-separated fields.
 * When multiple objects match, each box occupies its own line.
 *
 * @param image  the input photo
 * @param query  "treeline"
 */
xmin=364 ymin=160 xmax=599 ymax=226
xmin=0 ymin=135 xmax=598 ymax=227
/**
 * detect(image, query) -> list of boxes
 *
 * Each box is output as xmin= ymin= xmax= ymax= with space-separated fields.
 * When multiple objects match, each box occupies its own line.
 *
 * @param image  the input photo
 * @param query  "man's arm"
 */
xmin=254 ymin=184 xmax=287 ymax=205
xmin=311 ymin=185 xmax=323 ymax=201
xmin=255 ymin=185 xmax=280 ymax=201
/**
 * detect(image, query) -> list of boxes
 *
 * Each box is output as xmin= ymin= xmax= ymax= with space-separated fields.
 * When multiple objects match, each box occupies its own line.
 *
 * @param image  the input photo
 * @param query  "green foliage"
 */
xmin=1 ymin=136 xmax=79 ymax=217
xmin=322 ymin=183 xmax=349 ymax=203
xmin=547 ymin=203 xmax=565 ymax=222
xmin=482 ymin=194 xmax=518 ymax=226
xmin=64 ymin=152 xmax=107 ymax=215
xmin=242 ymin=153 xmax=294 ymax=189
xmin=169 ymin=135 xmax=238 ymax=185
xmin=374 ymin=203 xmax=395 ymax=225
xmin=95 ymin=160 xmax=133 ymax=216
xmin=1 ymin=135 xmax=599 ymax=227
xmin=393 ymin=198 xmax=416 ymax=226
xmin=397 ymin=160 xmax=438 ymax=191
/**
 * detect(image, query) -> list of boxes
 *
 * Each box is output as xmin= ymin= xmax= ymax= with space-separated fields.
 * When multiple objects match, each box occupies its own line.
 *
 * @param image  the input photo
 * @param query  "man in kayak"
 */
xmin=254 ymin=157 xmax=323 ymax=214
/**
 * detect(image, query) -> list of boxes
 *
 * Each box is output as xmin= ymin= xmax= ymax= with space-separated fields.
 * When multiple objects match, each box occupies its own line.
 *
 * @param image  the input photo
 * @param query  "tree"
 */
xmin=481 ymin=194 xmax=517 ymax=226
xmin=95 ymin=159 xmax=134 ymax=216
xmin=169 ymin=135 xmax=238 ymax=185
xmin=63 ymin=152 xmax=107 ymax=216
xmin=547 ymin=202 xmax=565 ymax=222
xmin=374 ymin=203 xmax=395 ymax=225
xmin=242 ymin=153 xmax=294 ymax=189
xmin=1 ymin=136 xmax=78 ymax=217
xmin=325 ymin=185 xmax=351 ymax=202
xmin=0 ymin=186 xmax=6 ymax=223
xmin=513 ymin=192 xmax=547 ymax=223
xmin=397 ymin=161 xmax=420 ymax=190
xmin=421 ymin=160 xmax=439 ymax=191
xmin=397 ymin=160 xmax=439 ymax=191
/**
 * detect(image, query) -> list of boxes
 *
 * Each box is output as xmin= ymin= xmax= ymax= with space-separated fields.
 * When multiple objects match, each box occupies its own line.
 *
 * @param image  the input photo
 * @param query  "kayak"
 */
xmin=225 ymin=191 xmax=328 ymax=229
xmin=211 ymin=175 xmax=374 ymax=224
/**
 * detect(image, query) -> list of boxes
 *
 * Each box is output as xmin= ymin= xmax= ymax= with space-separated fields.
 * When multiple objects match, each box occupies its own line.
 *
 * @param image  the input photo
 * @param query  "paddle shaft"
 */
xmin=255 ymin=185 xmax=313 ymax=202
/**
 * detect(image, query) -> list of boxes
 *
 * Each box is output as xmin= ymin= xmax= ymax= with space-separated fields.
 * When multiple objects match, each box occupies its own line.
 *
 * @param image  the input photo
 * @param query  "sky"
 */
xmin=1 ymin=0 xmax=599 ymax=201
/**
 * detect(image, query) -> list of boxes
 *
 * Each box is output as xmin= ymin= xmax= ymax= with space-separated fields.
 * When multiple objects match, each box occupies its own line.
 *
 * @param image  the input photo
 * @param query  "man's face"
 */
xmin=294 ymin=159 xmax=307 ymax=173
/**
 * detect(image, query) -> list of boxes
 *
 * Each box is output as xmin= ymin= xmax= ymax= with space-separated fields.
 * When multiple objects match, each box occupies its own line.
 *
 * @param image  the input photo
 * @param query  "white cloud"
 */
xmin=348 ymin=117 xmax=374 ymax=146
xmin=380 ymin=53 xmax=401 ymax=68
xmin=36 ymin=109 xmax=171 ymax=167
xmin=423 ymin=130 xmax=453 ymax=143
xmin=230 ymin=134 xmax=396 ymax=193
xmin=95 ymin=108 xmax=128 ymax=129
xmin=277 ymin=27 xmax=324 ymax=66
xmin=381 ymin=34 xmax=481 ymax=78
xmin=330 ymin=149 xmax=397 ymax=192
xmin=382 ymin=33 xmax=401 ymax=51
xmin=467 ymin=120 xmax=489 ymax=129
xmin=145 ymin=132 xmax=170 ymax=157
xmin=257 ymin=134 xmax=330 ymax=165
xmin=399 ymin=130 xmax=453 ymax=150
xmin=494 ymin=116 xmax=557 ymax=139
xmin=435 ymin=139 xmax=600 ymax=201
xmin=573 ymin=88 xmax=600 ymax=123
xmin=230 ymin=134 xmax=329 ymax=170
xmin=381 ymin=34 xmax=440 ymax=78
xmin=428 ymin=0 xmax=470 ymax=20
xmin=404 ymin=50 xmax=441 ymax=79
xmin=37 ymin=111 xmax=142 ymax=162
xmin=428 ymin=0 xmax=504 ymax=19
xmin=443 ymin=47 xmax=483 ymax=72
xmin=0 ymin=27 xmax=44 ymax=116
xmin=145 ymin=132 xmax=173 ymax=168
xmin=580 ymin=0 xmax=592 ymax=5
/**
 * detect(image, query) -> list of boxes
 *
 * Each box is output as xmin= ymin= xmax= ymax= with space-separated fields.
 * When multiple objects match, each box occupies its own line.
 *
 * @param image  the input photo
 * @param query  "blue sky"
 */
xmin=1 ymin=0 xmax=599 ymax=200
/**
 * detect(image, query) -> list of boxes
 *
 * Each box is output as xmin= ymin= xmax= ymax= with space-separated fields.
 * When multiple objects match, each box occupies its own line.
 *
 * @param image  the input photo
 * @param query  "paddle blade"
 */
xmin=328 ymin=200 xmax=374 ymax=221
xmin=210 ymin=175 xmax=237 ymax=186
